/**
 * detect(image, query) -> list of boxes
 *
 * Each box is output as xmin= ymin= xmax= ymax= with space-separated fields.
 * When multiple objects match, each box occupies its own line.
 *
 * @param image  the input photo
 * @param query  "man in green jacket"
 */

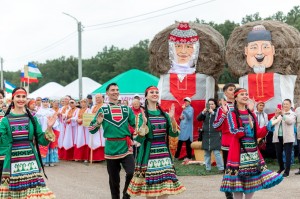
xmin=89 ymin=83 xmax=135 ymax=199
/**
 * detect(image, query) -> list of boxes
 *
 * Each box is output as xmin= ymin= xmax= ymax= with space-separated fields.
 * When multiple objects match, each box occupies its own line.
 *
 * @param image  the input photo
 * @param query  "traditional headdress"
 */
xmin=12 ymin=89 xmax=27 ymax=98
xmin=42 ymin=97 xmax=49 ymax=102
xmin=168 ymin=22 xmax=200 ymax=72
xmin=169 ymin=22 xmax=199 ymax=44
xmin=234 ymin=89 xmax=247 ymax=97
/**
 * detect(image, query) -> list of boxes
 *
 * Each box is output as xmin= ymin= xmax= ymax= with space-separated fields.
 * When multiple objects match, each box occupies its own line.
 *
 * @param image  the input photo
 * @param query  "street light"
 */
xmin=63 ymin=12 xmax=83 ymax=100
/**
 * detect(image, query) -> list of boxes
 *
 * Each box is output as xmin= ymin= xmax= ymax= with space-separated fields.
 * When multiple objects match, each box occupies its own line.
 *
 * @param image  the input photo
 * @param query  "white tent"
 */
xmin=28 ymin=82 xmax=64 ymax=99
xmin=50 ymin=77 xmax=101 ymax=100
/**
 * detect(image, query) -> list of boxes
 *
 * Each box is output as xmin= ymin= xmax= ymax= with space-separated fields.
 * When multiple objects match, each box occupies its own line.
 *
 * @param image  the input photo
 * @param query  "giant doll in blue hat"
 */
xmin=226 ymin=21 xmax=300 ymax=118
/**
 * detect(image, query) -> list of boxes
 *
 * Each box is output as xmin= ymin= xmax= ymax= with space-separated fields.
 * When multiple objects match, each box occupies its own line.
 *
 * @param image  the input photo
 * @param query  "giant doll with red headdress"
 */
xmin=149 ymin=22 xmax=225 ymax=155
xmin=226 ymin=21 xmax=300 ymax=118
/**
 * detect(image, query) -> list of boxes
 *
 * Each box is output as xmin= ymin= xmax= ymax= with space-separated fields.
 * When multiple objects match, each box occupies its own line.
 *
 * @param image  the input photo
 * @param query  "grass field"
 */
xmin=174 ymin=157 xmax=300 ymax=176
xmin=97 ymin=154 xmax=300 ymax=176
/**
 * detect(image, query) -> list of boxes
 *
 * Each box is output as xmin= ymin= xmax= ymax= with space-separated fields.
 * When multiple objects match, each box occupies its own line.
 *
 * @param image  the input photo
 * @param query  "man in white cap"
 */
xmin=175 ymin=97 xmax=194 ymax=161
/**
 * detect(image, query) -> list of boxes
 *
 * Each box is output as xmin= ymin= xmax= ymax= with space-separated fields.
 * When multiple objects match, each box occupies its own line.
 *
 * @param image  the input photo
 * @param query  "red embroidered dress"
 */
xmin=220 ymin=110 xmax=283 ymax=193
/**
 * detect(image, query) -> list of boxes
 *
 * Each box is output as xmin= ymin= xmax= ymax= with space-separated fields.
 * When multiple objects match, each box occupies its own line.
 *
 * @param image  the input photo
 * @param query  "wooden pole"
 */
xmin=89 ymin=134 xmax=93 ymax=165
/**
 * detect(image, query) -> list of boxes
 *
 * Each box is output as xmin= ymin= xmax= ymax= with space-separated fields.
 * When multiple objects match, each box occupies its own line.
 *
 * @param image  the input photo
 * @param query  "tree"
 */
xmin=270 ymin=11 xmax=287 ymax=22
xmin=213 ymin=20 xmax=240 ymax=43
xmin=286 ymin=6 xmax=300 ymax=31
xmin=241 ymin=12 xmax=262 ymax=24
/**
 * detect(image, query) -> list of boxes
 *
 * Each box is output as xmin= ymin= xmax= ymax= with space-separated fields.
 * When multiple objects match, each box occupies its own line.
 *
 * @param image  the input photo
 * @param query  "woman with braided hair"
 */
xmin=0 ymin=87 xmax=56 ymax=198
xmin=220 ymin=88 xmax=283 ymax=199
xmin=127 ymin=86 xmax=185 ymax=199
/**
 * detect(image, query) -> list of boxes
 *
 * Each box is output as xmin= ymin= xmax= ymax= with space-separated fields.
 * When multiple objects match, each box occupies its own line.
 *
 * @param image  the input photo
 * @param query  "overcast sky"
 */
xmin=0 ymin=0 xmax=299 ymax=72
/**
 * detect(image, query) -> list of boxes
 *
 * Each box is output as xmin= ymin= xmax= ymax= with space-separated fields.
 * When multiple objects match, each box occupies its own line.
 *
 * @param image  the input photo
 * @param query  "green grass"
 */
xmin=96 ymin=157 xmax=300 ymax=176
xmin=173 ymin=159 xmax=222 ymax=176
xmin=174 ymin=158 xmax=300 ymax=176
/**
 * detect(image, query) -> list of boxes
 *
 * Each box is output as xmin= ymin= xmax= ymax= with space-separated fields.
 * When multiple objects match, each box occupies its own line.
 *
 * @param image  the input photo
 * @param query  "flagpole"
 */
xmin=27 ymin=76 xmax=29 ymax=93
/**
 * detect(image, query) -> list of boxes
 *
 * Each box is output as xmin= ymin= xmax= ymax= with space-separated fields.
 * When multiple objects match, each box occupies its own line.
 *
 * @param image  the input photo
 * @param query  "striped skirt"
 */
xmin=127 ymin=143 xmax=185 ymax=197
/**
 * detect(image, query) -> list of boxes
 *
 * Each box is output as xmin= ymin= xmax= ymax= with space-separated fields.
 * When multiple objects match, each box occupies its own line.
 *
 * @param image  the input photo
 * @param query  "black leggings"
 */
xmin=0 ymin=160 xmax=3 ymax=181
xmin=175 ymin=139 xmax=192 ymax=159
xmin=222 ymin=150 xmax=229 ymax=167
xmin=106 ymin=154 xmax=135 ymax=199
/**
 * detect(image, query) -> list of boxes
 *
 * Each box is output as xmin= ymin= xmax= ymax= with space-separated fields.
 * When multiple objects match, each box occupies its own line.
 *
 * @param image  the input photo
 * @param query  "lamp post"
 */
xmin=63 ymin=12 xmax=83 ymax=100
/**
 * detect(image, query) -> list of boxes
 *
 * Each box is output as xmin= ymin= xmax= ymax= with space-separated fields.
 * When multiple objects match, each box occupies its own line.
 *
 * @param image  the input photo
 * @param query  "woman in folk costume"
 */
xmin=220 ymin=88 xmax=283 ymax=199
xmin=35 ymin=98 xmax=59 ymax=166
xmin=129 ymin=99 xmax=144 ymax=159
xmin=127 ymin=86 xmax=186 ymax=198
xmin=226 ymin=21 xmax=300 ymax=117
xmin=0 ymin=87 xmax=56 ymax=198
xmin=49 ymin=100 xmax=60 ymax=165
xmin=60 ymin=99 xmax=79 ymax=160
xmin=149 ymin=22 xmax=225 ymax=156
xmin=27 ymin=99 xmax=36 ymax=116
xmin=74 ymin=99 xmax=91 ymax=162
xmin=57 ymin=96 xmax=70 ymax=159
xmin=89 ymin=94 xmax=105 ymax=161
xmin=0 ymin=90 xmax=6 ymax=182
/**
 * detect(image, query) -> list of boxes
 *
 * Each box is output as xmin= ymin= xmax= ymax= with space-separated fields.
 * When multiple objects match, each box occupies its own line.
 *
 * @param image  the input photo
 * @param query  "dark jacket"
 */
xmin=197 ymin=109 xmax=222 ymax=151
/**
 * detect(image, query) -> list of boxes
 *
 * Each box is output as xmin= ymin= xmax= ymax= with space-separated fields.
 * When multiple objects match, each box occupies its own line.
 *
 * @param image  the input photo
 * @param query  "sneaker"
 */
xmin=295 ymin=169 xmax=300 ymax=175
xmin=84 ymin=160 xmax=88 ymax=163
xmin=49 ymin=164 xmax=55 ymax=167
xmin=225 ymin=192 xmax=233 ymax=199
xmin=44 ymin=164 xmax=50 ymax=167
xmin=283 ymin=173 xmax=289 ymax=177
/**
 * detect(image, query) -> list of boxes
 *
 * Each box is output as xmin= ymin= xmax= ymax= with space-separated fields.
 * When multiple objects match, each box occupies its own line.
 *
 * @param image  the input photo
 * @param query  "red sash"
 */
xmin=107 ymin=136 xmax=132 ymax=149
xmin=248 ymin=73 xmax=274 ymax=102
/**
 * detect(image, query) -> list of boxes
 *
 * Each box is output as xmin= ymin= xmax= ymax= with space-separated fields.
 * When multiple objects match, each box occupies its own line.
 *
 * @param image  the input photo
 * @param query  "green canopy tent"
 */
xmin=92 ymin=69 xmax=159 ymax=105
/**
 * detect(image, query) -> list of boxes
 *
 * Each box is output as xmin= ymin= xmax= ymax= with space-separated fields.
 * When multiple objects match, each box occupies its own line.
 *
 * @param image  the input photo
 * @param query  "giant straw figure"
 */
xmin=226 ymin=21 xmax=300 ymax=117
xmin=149 ymin=22 xmax=225 ymax=156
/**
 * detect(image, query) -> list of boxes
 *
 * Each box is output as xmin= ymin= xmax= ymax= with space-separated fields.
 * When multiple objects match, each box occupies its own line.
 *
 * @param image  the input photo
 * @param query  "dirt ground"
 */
xmin=45 ymin=160 xmax=300 ymax=199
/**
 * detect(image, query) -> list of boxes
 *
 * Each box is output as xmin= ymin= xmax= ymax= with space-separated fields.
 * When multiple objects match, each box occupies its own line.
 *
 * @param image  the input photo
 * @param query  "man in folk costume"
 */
xmin=89 ymin=93 xmax=105 ymax=161
xmin=227 ymin=23 xmax=298 ymax=117
xmin=89 ymin=83 xmax=137 ymax=199
xmin=60 ymin=99 xmax=79 ymax=160
xmin=35 ymin=97 xmax=60 ymax=166
xmin=156 ymin=22 xmax=217 ymax=156
xmin=58 ymin=96 xmax=70 ymax=158
xmin=213 ymin=83 xmax=236 ymax=199
xmin=74 ymin=99 xmax=91 ymax=162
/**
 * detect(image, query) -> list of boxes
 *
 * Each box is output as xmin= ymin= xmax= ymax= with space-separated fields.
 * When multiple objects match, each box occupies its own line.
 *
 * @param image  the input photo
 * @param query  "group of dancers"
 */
xmin=30 ymin=94 xmax=106 ymax=166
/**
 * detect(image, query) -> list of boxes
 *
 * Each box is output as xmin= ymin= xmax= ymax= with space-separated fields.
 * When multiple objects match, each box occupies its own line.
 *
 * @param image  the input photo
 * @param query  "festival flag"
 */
xmin=4 ymin=80 xmax=16 ymax=93
xmin=27 ymin=62 xmax=42 ymax=78
xmin=20 ymin=68 xmax=39 ymax=83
